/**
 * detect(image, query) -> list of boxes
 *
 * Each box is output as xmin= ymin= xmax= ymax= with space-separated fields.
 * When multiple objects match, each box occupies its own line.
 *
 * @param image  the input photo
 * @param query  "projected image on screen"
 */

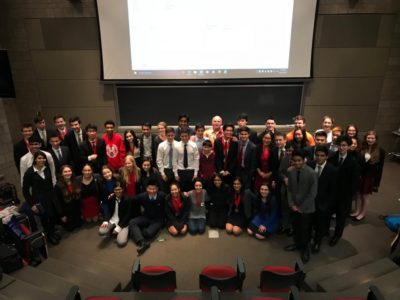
xmin=127 ymin=0 xmax=293 ymax=77
xmin=96 ymin=0 xmax=317 ymax=80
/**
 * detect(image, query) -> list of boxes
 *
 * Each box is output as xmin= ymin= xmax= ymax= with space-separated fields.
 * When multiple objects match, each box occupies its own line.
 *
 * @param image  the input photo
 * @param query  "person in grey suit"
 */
xmin=284 ymin=148 xmax=318 ymax=263
xmin=236 ymin=126 xmax=257 ymax=189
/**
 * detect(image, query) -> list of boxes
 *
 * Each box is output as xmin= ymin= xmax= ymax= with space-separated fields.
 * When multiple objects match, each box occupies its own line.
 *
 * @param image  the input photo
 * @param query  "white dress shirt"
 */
xmin=156 ymin=140 xmax=178 ymax=176
xmin=173 ymin=140 xmax=199 ymax=176
xmin=20 ymin=150 xmax=57 ymax=187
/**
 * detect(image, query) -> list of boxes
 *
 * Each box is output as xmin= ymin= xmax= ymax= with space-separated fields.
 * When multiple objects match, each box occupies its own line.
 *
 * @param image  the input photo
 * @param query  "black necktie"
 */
xmin=339 ymin=157 xmax=343 ymax=165
xmin=183 ymin=144 xmax=188 ymax=168
xmin=297 ymin=170 xmax=301 ymax=184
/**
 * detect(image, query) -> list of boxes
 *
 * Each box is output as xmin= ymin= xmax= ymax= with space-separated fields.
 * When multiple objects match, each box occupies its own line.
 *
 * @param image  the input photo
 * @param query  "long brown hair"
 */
xmin=361 ymin=131 xmax=380 ymax=164
xmin=57 ymin=165 xmax=81 ymax=202
xmin=120 ymin=154 xmax=140 ymax=185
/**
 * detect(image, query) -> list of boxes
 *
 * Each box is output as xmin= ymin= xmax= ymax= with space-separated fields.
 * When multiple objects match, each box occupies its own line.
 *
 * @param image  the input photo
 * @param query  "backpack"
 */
xmin=0 ymin=183 xmax=20 ymax=206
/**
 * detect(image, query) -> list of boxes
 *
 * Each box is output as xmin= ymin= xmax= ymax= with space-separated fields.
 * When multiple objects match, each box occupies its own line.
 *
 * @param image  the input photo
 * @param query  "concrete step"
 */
xmin=0 ymin=277 xmax=59 ymax=300
xmin=341 ymin=268 xmax=400 ymax=296
xmin=37 ymin=257 xmax=120 ymax=293
xmin=316 ymin=257 xmax=399 ymax=292
xmin=12 ymin=265 xmax=99 ymax=297
xmin=49 ymin=247 xmax=129 ymax=286
xmin=304 ymin=252 xmax=382 ymax=291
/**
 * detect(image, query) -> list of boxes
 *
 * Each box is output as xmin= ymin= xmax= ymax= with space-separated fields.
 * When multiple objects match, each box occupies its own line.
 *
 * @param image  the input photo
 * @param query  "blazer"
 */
xmin=48 ymin=146 xmax=73 ymax=174
xmin=22 ymin=166 xmax=57 ymax=216
xmin=269 ymin=147 xmax=282 ymax=183
xmin=304 ymin=145 xmax=334 ymax=164
xmin=287 ymin=165 xmax=318 ymax=214
xmin=139 ymin=133 xmax=157 ymax=163
xmin=105 ymin=194 xmax=133 ymax=228
xmin=65 ymin=129 xmax=86 ymax=171
xmin=227 ymin=189 xmax=254 ymax=220
xmin=237 ymin=140 xmax=257 ymax=188
xmin=308 ymin=161 xmax=337 ymax=212
xmin=79 ymin=138 xmax=107 ymax=173
xmin=33 ymin=128 xmax=52 ymax=150
xmin=359 ymin=148 xmax=386 ymax=189
xmin=134 ymin=191 xmax=166 ymax=222
xmin=214 ymin=137 xmax=238 ymax=175
xmin=328 ymin=152 xmax=360 ymax=200
xmin=13 ymin=139 xmax=29 ymax=173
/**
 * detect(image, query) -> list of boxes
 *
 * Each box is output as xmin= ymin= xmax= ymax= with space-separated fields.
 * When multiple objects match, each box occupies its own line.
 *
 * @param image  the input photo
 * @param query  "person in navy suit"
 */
xmin=79 ymin=124 xmax=107 ymax=174
xmin=48 ymin=131 xmax=73 ymax=175
xmin=308 ymin=145 xmax=337 ymax=253
xmin=129 ymin=180 xmax=166 ymax=255
xmin=328 ymin=135 xmax=360 ymax=246
xmin=65 ymin=116 xmax=85 ymax=174
xmin=236 ymin=126 xmax=257 ymax=189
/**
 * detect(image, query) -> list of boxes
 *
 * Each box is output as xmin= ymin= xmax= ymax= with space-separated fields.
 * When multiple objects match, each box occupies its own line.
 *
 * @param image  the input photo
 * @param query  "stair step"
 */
xmin=341 ymin=268 xmax=400 ymax=296
xmin=316 ymin=258 xmax=399 ymax=292
xmin=37 ymin=257 xmax=119 ymax=292
xmin=0 ymin=278 xmax=58 ymax=300
xmin=49 ymin=247 xmax=129 ymax=285
xmin=0 ymin=273 xmax=15 ymax=290
xmin=12 ymin=265 xmax=99 ymax=297
xmin=385 ymin=288 xmax=400 ymax=300
xmin=304 ymin=252 xmax=382 ymax=291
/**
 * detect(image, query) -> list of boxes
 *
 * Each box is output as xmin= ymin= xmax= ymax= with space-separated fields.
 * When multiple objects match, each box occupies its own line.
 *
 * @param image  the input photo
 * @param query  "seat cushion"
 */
xmin=201 ymin=266 xmax=236 ymax=278
xmin=142 ymin=265 xmax=174 ymax=273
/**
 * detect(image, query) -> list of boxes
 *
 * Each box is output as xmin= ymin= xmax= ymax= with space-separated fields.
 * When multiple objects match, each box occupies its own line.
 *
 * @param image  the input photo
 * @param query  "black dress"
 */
xmin=55 ymin=180 xmax=83 ymax=231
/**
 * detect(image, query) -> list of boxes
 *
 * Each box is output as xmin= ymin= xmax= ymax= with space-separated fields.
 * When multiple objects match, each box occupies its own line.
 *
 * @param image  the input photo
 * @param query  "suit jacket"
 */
xmin=134 ymin=191 xmax=166 ymax=222
xmin=33 ymin=128 xmax=52 ymax=150
xmin=139 ymin=133 xmax=157 ymax=163
xmin=237 ymin=140 xmax=257 ymax=188
xmin=269 ymin=147 xmax=283 ymax=183
xmin=13 ymin=139 xmax=29 ymax=173
xmin=227 ymin=189 xmax=254 ymax=220
xmin=287 ymin=165 xmax=318 ymax=214
xmin=308 ymin=161 xmax=337 ymax=212
xmin=65 ymin=129 xmax=85 ymax=172
xmin=164 ymin=193 xmax=191 ymax=228
xmin=105 ymin=194 xmax=133 ymax=228
xmin=214 ymin=137 xmax=238 ymax=175
xmin=305 ymin=145 xmax=334 ymax=164
xmin=48 ymin=146 xmax=73 ymax=174
xmin=328 ymin=152 xmax=360 ymax=200
xmin=79 ymin=138 xmax=107 ymax=173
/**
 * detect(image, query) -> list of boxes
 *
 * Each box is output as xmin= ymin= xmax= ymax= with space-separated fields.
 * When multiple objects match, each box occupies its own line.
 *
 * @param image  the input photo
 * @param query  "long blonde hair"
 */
xmin=120 ymin=155 xmax=140 ymax=185
xmin=361 ymin=131 xmax=380 ymax=164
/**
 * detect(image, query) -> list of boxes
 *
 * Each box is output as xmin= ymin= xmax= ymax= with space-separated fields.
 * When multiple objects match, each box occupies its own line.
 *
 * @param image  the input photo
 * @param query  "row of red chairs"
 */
xmin=131 ymin=258 xmax=305 ymax=293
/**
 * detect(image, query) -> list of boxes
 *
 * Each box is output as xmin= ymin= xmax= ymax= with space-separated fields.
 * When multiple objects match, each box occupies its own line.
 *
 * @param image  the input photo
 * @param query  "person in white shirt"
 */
xmin=20 ymin=135 xmax=56 ymax=187
xmin=98 ymin=182 xmax=131 ymax=247
xmin=173 ymin=129 xmax=199 ymax=192
xmin=156 ymin=127 xmax=178 ymax=192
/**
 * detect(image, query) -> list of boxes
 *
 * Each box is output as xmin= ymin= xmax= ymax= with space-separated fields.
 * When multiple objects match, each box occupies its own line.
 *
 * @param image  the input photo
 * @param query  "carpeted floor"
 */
xmin=48 ymin=160 xmax=400 ymax=290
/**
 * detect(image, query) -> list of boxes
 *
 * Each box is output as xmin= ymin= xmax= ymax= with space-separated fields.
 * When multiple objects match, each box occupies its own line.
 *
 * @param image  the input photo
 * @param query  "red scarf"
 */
xmin=261 ymin=145 xmax=270 ymax=161
xmin=67 ymin=183 xmax=73 ymax=194
xmin=195 ymin=191 xmax=202 ymax=208
xmin=234 ymin=193 xmax=241 ymax=209
xmin=171 ymin=195 xmax=183 ymax=215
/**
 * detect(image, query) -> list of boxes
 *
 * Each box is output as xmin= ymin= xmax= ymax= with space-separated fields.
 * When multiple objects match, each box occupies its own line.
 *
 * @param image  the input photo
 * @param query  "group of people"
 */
xmin=13 ymin=113 xmax=385 ymax=262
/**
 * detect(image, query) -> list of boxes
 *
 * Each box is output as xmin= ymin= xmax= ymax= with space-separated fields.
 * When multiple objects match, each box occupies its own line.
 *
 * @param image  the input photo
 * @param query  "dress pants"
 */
xmin=292 ymin=211 xmax=312 ymax=250
xmin=177 ymin=169 xmax=195 ymax=192
xmin=334 ymin=195 xmax=353 ymax=237
xmin=129 ymin=216 xmax=163 ymax=244
xmin=313 ymin=209 xmax=331 ymax=243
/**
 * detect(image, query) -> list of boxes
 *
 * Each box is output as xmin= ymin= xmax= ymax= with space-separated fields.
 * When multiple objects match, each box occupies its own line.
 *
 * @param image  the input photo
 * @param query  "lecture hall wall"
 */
xmin=0 ymin=0 xmax=399 ymax=186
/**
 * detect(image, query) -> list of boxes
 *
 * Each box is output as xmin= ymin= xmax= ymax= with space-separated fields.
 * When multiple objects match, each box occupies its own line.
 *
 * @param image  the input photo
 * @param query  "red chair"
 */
xmin=131 ymin=259 xmax=177 ymax=292
xmin=66 ymin=286 xmax=122 ymax=300
xmin=249 ymin=286 xmax=300 ymax=300
xmin=259 ymin=260 xmax=305 ymax=293
xmin=199 ymin=257 xmax=246 ymax=292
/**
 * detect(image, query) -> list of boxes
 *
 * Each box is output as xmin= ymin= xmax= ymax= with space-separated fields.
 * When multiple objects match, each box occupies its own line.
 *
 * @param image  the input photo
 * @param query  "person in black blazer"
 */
xmin=165 ymin=182 xmax=190 ymax=236
xmin=79 ymin=124 xmax=107 ymax=174
xmin=233 ymin=113 xmax=258 ymax=144
xmin=22 ymin=151 xmax=60 ymax=245
xmin=99 ymin=181 xmax=132 ymax=247
xmin=139 ymin=122 xmax=157 ymax=166
xmin=214 ymin=123 xmax=238 ymax=187
xmin=32 ymin=115 xmax=52 ymax=150
xmin=328 ymin=135 xmax=360 ymax=246
xmin=13 ymin=123 xmax=34 ymax=173
xmin=48 ymin=132 xmax=73 ymax=175
xmin=65 ymin=116 xmax=85 ymax=174
xmin=236 ymin=126 xmax=257 ymax=189
xmin=305 ymin=131 xmax=333 ymax=164
xmin=308 ymin=146 xmax=337 ymax=253
xmin=129 ymin=180 xmax=166 ymax=255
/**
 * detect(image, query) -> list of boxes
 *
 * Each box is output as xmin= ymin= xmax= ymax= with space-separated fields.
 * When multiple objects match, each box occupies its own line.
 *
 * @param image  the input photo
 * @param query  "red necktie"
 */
xmin=91 ymin=140 xmax=97 ymax=154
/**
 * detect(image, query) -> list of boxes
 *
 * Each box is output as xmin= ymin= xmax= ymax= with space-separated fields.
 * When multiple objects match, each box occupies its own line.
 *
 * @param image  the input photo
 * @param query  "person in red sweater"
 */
xmin=102 ymin=120 xmax=126 ymax=172
xmin=198 ymin=140 xmax=216 ymax=191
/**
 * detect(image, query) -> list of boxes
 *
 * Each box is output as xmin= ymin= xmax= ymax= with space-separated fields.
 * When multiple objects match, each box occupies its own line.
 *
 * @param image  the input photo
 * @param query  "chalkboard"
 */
xmin=116 ymin=85 xmax=303 ymax=126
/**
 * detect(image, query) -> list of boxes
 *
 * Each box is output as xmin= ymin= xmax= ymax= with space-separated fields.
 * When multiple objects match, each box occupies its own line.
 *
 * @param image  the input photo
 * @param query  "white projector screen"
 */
xmin=97 ymin=0 xmax=317 ymax=81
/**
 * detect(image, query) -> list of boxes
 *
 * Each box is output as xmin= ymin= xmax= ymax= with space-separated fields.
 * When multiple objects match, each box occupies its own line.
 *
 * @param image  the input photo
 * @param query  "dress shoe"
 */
xmin=329 ymin=235 xmax=340 ymax=247
xmin=311 ymin=242 xmax=321 ymax=253
xmin=137 ymin=241 xmax=150 ymax=256
xmin=301 ymin=248 xmax=310 ymax=264
xmin=284 ymin=244 xmax=299 ymax=251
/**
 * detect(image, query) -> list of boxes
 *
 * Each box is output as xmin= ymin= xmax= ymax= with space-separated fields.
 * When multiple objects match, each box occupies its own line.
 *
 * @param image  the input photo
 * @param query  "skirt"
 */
xmin=81 ymin=196 xmax=100 ymax=219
